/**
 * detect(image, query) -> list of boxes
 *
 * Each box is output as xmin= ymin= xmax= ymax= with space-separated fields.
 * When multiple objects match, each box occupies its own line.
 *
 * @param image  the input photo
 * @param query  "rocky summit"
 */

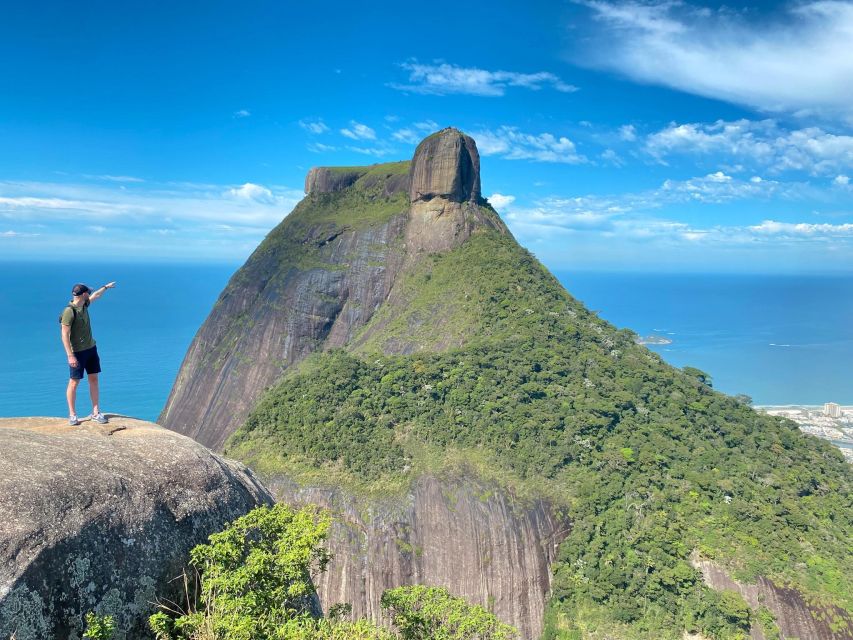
xmin=160 ymin=128 xmax=851 ymax=639
xmin=0 ymin=416 xmax=272 ymax=640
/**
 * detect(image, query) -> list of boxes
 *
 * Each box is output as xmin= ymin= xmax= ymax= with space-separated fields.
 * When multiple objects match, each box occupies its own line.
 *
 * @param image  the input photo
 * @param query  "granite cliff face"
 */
xmin=691 ymin=554 xmax=853 ymax=640
xmin=405 ymin=130 xmax=502 ymax=255
xmin=408 ymin=128 xmax=480 ymax=203
xmin=160 ymin=162 xmax=413 ymax=451
xmin=264 ymin=474 xmax=570 ymax=640
xmin=0 ymin=416 xmax=272 ymax=640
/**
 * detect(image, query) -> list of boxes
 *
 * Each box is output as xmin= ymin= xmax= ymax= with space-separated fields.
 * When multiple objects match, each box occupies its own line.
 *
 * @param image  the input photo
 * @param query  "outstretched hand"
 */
xmin=105 ymin=281 xmax=116 ymax=289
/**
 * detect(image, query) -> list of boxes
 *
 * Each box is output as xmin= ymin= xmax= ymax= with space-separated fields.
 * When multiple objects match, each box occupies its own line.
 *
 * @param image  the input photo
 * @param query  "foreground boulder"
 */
xmin=0 ymin=416 xmax=273 ymax=640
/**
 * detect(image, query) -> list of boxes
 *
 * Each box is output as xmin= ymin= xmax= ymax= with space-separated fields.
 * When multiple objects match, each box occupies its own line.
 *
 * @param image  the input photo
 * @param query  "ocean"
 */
xmin=0 ymin=263 xmax=850 ymax=421
xmin=559 ymin=271 xmax=853 ymax=406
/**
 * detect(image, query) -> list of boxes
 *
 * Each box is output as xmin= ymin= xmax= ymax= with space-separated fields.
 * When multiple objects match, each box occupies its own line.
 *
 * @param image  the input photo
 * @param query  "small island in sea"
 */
xmin=635 ymin=334 xmax=673 ymax=345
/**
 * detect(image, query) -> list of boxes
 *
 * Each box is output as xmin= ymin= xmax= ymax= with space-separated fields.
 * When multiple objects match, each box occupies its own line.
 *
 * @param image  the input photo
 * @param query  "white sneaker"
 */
xmin=69 ymin=415 xmax=80 ymax=426
xmin=92 ymin=412 xmax=109 ymax=424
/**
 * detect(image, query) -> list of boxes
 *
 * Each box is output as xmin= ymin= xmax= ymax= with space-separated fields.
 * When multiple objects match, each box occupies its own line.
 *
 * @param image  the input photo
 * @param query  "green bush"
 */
xmin=82 ymin=612 xmax=115 ymax=640
xmin=150 ymin=503 xmax=332 ymax=640
xmin=381 ymin=585 xmax=518 ymax=640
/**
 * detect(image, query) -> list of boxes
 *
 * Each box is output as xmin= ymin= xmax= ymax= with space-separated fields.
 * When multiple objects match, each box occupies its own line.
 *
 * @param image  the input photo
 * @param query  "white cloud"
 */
xmin=618 ymin=124 xmax=637 ymax=141
xmin=299 ymin=119 xmax=330 ymax=134
xmin=645 ymin=119 xmax=853 ymax=175
xmin=1 ymin=230 xmax=39 ymax=238
xmin=0 ymin=195 xmax=144 ymax=216
xmin=391 ymin=120 xmax=442 ymax=145
xmin=659 ymin=171 xmax=800 ymax=203
xmin=0 ymin=179 xmax=303 ymax=228
xmin=749 ymin=220 xmax=853 ymax=237
xmin=345 ymin=145 xmax=392 ymax=157
xmin=502 ymin=171 xmax=811 ymax=239
xmin=834 ymin=174 xmax=850 ymax=185
xmin=226 ymin=182 xmax=276 ymax=204
xmin=472 ymin=126 xmax=587 ymax=164
xmin=391 ymin=128 xmax=420 ymax=144
xmin=414 ymin=120 xmax=440 ymax=131
xmin=87 ymin=225 xmax=107 ymax=233
xmin=600 ymin=149 xmax=625 ymax=166
xmin=574 ymin=0 xmax=853 ymax=121
xmin=488 ymin=193 xmax=516 ymax=211
xmin=84 ymin=174 xmax=145 ymax=183
xmin=340 ymin=121 xmax=376 ymax=140
xmin=307 ymin=142 xmax=338 ymax=153
xmin=233 ymin=109 xmax=251 ymax=118
xmin=391 ymin=61 xmax=578 ymax=96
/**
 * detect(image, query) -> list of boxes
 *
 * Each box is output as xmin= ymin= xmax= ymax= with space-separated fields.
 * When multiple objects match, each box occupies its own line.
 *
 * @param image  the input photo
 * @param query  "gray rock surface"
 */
xmin=159 ymin=203 xmax=410 ymax=451
xmin=0 ymin=416 xmax=273 ymax=640
xmin=691 ymin=552 xmax=853 ymax=640
xmin=305 ymin=166 xmax=410 ymax=197
xmin=305 ymin=167 xmax=364 ymax=194
xmin=266 ymin=474 xmax=570 ymax=640
xmin=408 ymin=128 xmax=481 ymax=203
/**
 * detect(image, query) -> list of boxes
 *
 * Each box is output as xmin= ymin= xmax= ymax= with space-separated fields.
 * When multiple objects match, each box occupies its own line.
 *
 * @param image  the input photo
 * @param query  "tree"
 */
xmin=150 ymin=506 xmax=518 ymax=640
xmin=683 ymin=366 xmax=713 ymax=387
xmin=381 ymin=585 xmax=518 ymax=640
xmin=150 ymin=503 xmax=332 ymax=640
xmin=733 ymin=394 xmax=753 ymax=406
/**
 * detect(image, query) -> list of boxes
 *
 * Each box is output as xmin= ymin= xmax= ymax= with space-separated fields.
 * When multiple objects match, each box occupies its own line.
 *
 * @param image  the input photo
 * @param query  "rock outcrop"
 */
xmin=305 ymin=165 xmax=410 ymax=197
xmin=691 ymin=553 xmax=853 ymax=640
xmin=305 ymin=167 xmax=364 ymax=194
xmin=266 ymin=474 xmax=570 ymax=640
xmin=404 ymin=129 xmax=503 ymax=255
xmin=408 ymin=128 xmax=481 ymax=203
xmin=0 ymin=416 xmax=272 ymax=640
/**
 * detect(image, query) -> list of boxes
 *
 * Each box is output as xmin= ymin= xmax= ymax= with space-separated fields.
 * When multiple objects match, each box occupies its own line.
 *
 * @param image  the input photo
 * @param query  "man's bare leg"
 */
xmin=66 ymin=378 xmax=79 ymax=417
xmin=89 ymin=373 xmax=100 ymax=416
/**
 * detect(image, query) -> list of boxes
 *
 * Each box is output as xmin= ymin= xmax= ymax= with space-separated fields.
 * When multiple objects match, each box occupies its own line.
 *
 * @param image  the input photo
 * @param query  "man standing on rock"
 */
xmin=60 ymin=282 xmax=116 ymax=425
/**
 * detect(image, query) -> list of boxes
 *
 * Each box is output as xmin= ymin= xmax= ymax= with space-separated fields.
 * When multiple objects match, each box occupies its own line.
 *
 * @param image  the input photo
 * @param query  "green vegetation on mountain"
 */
xmin=225 ymin=224 xmax=851 ymax=639
xmin=239 ymin=162 xmax=410 ymax=277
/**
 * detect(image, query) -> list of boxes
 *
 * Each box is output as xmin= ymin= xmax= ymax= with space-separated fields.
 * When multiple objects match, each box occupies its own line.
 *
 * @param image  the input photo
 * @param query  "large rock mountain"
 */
xmin=161 ymin=129 xmax=851 ymax=640
xmin=0 ymin=416 xmax=272 ymax=640
xmin=161 ymin=129 xmax=502 ymax=451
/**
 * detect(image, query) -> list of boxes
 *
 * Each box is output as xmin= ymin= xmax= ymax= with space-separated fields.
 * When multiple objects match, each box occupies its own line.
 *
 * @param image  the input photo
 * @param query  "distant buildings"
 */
xmin=758 ymin=403 xmax=852 ymax=463
xmin=824 ymin=402 xmax=843 ymax=418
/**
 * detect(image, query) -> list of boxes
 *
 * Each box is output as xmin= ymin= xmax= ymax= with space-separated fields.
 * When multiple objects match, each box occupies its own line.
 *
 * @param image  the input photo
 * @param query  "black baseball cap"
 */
xmin=71 ymin=283 xmax=91 ymax=296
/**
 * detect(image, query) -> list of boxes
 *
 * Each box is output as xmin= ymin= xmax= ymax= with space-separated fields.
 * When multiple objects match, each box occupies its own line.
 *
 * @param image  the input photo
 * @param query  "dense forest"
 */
xmin=225 ymin=203 xmax=851 ymax=639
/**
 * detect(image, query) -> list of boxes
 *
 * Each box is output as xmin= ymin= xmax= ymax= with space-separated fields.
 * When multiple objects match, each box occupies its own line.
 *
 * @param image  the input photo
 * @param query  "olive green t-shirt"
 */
xmin=61 ymin=301 xmax=96 ymax=353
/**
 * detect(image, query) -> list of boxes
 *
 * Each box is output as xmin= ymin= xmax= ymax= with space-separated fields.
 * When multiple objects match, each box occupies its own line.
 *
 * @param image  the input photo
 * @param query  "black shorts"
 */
xmin=69 ymin=345 xmax=101 ymax=380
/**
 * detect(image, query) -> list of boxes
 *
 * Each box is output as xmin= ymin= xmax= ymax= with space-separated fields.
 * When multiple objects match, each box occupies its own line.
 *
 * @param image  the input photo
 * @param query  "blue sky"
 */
xmin=2 ymin=0 xmax=852 ymax=272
